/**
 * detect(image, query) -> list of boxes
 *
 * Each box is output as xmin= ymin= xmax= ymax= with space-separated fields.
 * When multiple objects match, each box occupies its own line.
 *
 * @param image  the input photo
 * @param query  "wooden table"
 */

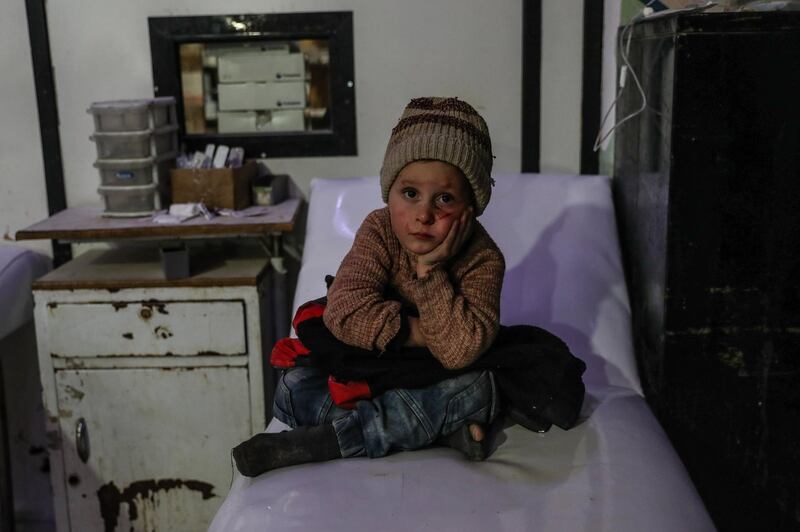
xmin=15 ymin=197 xmax=302 ymax=287
xmin=15 ymin=200 xmax=300 ymax=241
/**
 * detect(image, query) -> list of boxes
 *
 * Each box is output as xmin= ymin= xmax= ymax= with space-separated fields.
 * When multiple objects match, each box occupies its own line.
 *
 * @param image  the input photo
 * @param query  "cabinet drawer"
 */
xmin=218 ymin=81 xmax=306 ymax=111
xmin=45 ymin=300 xmax=246 ymax=357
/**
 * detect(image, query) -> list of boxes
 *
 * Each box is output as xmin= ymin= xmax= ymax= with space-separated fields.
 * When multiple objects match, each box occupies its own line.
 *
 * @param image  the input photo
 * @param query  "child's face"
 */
xmin=387 ymin=160 xmax=473 ymax=256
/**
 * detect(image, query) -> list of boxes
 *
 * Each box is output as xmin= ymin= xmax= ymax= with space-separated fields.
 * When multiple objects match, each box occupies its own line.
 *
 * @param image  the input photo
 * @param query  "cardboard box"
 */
xmin=170 ymin=160 xmax=256 ymax=210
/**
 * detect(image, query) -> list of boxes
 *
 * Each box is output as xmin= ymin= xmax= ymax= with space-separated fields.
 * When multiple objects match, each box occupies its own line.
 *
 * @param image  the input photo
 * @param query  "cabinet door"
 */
xmin=55 ymin=367 xmax=250 ymax=532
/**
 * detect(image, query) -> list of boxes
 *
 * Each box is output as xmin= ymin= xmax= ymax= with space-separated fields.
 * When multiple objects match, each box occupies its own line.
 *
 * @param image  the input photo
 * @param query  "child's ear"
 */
xmin=466 ymin=190 xmax=477 ymax=214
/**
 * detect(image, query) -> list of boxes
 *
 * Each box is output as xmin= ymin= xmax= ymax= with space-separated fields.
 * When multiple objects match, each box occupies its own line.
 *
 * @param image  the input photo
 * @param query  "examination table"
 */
xmin=0 ymin=244 xmax=52 ymax=528
xmin=209 ymin=174 xmax=716 ymax=532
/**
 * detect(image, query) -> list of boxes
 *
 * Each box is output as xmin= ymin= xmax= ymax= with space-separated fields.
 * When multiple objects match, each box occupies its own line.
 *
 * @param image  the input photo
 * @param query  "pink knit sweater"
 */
xmin=323 ymin=207 xmax=505 ymax=369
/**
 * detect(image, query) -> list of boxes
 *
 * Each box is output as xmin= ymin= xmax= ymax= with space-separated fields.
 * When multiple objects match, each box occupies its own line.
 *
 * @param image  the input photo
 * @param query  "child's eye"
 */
xmin=402 ymin=188 xmax=418 ymax=199
xmin=437 ymin=194 xmax=454 ymax=205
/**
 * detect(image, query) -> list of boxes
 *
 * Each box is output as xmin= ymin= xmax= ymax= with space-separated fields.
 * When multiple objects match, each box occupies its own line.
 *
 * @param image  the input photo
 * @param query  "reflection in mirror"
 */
xmin=149 ymin=12 xmax=356 ymax=157
xmin=179 ymin=40 xmax=331 ymax=135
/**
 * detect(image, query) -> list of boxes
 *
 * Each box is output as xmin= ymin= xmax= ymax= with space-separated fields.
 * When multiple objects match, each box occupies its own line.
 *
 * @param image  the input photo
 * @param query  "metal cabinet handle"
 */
xmin=76 ymin=418 xmax=90 ymax=463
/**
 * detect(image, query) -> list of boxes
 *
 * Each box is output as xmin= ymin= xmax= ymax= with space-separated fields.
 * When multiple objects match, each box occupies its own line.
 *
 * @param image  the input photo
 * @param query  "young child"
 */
xmin=233 ymin=97 xmax=505 ymax=476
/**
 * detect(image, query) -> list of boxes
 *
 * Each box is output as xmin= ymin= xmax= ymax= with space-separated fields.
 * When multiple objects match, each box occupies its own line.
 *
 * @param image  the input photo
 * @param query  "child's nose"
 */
xmin=415 ymin=204 xmax=434 ymax=224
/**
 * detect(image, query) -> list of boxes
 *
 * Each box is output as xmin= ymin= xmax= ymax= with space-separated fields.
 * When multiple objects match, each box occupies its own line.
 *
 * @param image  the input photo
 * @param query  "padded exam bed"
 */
xmin=209 ymin=174 xmax=715 ymax=532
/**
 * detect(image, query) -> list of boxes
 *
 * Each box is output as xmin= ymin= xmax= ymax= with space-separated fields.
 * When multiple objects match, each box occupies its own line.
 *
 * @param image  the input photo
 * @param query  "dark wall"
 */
xmin=613 ymin=13 xmax=800 ymax=532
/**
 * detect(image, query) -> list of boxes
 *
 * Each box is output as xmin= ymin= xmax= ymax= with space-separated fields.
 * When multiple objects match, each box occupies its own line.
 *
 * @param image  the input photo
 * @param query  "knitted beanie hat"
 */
xmin=380 ymin=97 xmax=494 ymax=215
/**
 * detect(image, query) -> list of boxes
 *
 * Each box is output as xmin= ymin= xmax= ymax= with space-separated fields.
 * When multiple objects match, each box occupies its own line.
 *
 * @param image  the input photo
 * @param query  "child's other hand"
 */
xmin=405 ymin=316 xmax=426 ymax=347
xmin=416 ymin=208 xmax=473 ymax=278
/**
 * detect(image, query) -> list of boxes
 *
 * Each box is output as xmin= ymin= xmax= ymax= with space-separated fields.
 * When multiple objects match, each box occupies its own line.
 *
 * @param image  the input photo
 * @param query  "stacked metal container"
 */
xmin=89 ymin=97 xmax=178 ymax=217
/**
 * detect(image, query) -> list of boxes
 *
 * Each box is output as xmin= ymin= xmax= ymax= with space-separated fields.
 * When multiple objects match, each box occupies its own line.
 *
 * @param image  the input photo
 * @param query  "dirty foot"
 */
xmin=439 ymin=423 xmax=489 ymax=461
xmin=469 ymin=423 xmax=484 ymax=442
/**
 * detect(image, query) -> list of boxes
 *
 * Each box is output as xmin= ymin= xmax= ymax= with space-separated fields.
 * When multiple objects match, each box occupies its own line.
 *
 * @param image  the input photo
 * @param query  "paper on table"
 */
xmin=152 ymin=203 xmax=202 ymax=223
xmin=217 ymin=205 xmax=272 ymax=218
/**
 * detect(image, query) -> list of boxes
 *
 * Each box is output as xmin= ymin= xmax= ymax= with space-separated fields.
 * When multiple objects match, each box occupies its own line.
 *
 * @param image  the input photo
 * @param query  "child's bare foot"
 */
xmin=469 ymin=423 xmax=484 ymax=442
xmin=438 ymin=423 xmax=489 ymax=461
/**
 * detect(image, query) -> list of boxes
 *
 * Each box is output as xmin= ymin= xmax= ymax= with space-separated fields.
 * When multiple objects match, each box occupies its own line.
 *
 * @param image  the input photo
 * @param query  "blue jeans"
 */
xmin=273 ymin=366 xmax=498 ymax=458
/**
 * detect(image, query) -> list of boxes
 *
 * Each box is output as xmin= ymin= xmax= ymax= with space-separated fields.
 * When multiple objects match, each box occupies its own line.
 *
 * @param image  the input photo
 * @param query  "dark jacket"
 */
xmin=272 ymin=299 xmax=587 ymax=433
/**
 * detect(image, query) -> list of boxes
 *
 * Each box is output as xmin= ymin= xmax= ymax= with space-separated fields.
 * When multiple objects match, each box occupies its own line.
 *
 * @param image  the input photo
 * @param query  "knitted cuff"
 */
xmin=409 ymin=265 xmax=449 ymax=293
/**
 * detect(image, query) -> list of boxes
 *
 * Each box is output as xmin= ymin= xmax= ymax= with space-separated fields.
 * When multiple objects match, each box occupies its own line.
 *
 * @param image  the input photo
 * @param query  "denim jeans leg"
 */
xmin=273 ymin=366 xmax=346 ymax=427
xmin=273 ymin=366 xmax=368 ymax=457
xmin=274 ymin=367 xmax=497 ymax=460
xmin=356 ymin=370 xmax=497 ymax=458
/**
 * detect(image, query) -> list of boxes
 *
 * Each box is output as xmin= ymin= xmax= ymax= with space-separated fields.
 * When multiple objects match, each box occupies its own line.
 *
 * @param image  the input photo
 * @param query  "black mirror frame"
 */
xmin=148 ymin=11 xmax=357 ymax=157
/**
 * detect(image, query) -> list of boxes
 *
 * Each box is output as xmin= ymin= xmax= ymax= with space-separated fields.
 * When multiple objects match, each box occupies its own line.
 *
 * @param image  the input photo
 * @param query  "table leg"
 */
xmin=269 ymin=233 xmax=290 ymax=338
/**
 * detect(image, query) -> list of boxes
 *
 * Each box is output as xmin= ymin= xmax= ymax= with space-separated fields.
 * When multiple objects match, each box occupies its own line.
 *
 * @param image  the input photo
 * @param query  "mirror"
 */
xmin=149 ymin=13 xmax=356 ymax=157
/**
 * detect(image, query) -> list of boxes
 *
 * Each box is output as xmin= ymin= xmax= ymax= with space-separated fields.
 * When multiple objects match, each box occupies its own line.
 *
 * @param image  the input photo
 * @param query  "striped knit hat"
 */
xmin=380 ymin=97 xmax=494 ymax=215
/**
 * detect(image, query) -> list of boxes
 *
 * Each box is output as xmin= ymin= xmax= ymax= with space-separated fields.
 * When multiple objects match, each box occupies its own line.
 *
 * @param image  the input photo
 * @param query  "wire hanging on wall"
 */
xmin=592 ymin=3 xmax=654 ymax=152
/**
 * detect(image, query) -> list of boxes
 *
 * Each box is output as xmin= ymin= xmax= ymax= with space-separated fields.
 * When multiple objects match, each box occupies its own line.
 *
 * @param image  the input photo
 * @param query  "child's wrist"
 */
xmin=416 ymin=261 xmax=440 ymax=279
xmin=405 ymin=316 xmax=426 ymax=347
xmin=416 ymin=263 xmax=432 ymax=278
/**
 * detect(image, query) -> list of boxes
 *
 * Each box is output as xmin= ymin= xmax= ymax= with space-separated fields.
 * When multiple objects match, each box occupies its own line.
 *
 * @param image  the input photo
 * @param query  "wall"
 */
xmin=540 ymin=1 xmax=584 ymax=175
xmin=0 ymin=0 xmax=51 ymax=256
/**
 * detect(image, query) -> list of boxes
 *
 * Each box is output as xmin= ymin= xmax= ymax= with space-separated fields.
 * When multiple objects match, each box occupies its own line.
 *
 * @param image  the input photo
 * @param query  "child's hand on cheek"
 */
xmin=416 ymin=208 xmax=474 ymax=278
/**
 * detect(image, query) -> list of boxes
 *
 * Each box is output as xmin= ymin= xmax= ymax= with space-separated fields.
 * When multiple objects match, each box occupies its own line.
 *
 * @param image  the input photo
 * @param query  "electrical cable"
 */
xmin=593 ymin=3 xmax=655 ymax=152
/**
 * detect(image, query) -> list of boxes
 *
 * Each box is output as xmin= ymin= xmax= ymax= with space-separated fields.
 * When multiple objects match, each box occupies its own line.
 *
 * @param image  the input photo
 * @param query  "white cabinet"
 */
xmin=217 ymin=109 xmax=305 ymax=133
xmin=217 ymin=51 xmax=305 ymax=83
xmin=218 ymin=81 xmax=306 ymax=111
xmin=33 ymin=248 xmax=272 ymax=532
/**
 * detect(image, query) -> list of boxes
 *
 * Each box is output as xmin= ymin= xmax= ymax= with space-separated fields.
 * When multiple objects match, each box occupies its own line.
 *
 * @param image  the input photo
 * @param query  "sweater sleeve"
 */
xmin=405 ymin=239 xmax=505 ymax=370
xmin=322 ymin=210 xmax=403 ymax=351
